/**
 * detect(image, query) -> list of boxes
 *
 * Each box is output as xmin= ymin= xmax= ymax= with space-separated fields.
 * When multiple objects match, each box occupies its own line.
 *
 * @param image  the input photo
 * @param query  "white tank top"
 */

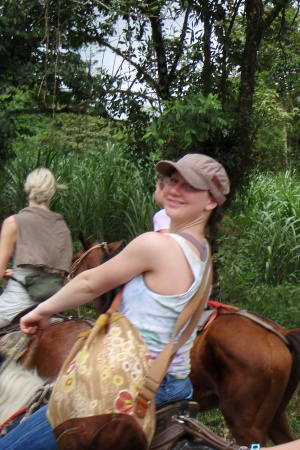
xmin=119 ymin=233 xmax=211 ymax=378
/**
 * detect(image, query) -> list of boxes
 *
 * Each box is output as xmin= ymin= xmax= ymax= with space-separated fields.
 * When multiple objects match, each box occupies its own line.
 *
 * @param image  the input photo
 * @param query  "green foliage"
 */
xmin=252 ymin=83 xmax=300 ymax=171
xmin=252 ymin=5 xmax=300 ymax=171
xmin=143 ymin=93 xmax=229 ymax=159
xmin=216 ymin=170 xmax=300 ymax=328
xmin=2 ymin=1 xmax=300 ymax=181
xmin=0 ymin=147 xmax=60 ymax=216
xmin=57 ymin=146 xmax=157 ymax=243
xmin=1 ymin=87 xmax=126 ymax=151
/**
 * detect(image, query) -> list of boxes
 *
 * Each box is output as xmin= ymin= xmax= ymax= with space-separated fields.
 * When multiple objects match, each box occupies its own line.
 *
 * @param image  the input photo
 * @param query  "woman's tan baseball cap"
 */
xmin=156 ymin=153 xmax=230 ymax=205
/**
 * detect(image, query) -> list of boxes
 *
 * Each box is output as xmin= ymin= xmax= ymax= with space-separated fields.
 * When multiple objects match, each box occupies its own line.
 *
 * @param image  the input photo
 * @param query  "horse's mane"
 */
xmin=0 ymin=361 xmax=45 ymax=424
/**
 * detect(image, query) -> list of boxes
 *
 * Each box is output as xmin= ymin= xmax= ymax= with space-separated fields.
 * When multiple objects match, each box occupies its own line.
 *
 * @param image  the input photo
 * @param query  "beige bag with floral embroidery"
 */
xmin=47 ymin=312 xmax=155 ymax=450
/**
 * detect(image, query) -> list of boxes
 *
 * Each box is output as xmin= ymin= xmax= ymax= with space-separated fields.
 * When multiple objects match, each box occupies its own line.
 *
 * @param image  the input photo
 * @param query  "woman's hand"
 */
xmin=4 ymin=269 xmax=13 ymax=279
xmin=20 ymin=308 xmax=52 ymax=336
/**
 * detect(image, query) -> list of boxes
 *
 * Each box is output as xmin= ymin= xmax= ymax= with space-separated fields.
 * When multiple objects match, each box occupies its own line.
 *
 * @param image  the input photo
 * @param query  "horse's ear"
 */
xmin=107 ymin=240 xmax=124 ymax=254
xmin=78 ymin=231 xmax=91 ymax=251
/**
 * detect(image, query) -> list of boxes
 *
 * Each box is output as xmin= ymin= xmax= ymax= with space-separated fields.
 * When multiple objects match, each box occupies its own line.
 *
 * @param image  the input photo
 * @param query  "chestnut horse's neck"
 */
xmin=70 ymin=237 xmax=123 ymax=316
xmin=68 ymin=242 xmax=110 ymax=282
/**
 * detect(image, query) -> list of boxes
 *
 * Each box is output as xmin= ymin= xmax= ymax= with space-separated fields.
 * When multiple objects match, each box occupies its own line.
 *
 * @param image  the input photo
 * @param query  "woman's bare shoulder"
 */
xmin=123 ymin=232 xmax=181 ymax=266
xmin=96 ymin=232 xmax=175 ymax=284
xmin=1 ymin=215 xmax=16 ymax=230
xmin=0 ymin=217 xmax=17 ymax=246
xmin=0 ymin=216 xmax=17 ymax=256
xmin=128 ymin=231 xmax=175 ymax=250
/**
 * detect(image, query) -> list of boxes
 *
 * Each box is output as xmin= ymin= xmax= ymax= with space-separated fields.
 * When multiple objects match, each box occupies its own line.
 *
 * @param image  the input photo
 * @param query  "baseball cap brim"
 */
xmin=156 ymin=160 xmax=210 ymax=190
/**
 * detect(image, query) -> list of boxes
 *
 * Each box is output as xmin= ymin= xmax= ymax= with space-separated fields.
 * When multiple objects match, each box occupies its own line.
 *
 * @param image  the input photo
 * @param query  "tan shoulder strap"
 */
xmin=106 ymin=287 xmax=123 ymax=315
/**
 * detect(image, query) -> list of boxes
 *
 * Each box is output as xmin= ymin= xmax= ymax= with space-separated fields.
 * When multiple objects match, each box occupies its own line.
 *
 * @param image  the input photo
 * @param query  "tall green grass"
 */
xmin=0 ymin=144 xmax=158 ymax=245
xmin=216 ymin=170 xmax=300 ymax=327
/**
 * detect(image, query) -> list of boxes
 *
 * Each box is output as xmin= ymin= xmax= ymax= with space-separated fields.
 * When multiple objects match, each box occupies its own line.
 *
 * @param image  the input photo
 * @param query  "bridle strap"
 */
xmin=67 ymin=242 xmax=108 ymax=282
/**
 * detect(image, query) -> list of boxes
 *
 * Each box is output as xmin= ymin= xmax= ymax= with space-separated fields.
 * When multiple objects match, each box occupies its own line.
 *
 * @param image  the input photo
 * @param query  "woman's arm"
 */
xmin=20 ymin=230 xmax=195 ymax=334
xmin=0 ymin=216 xmax=17 ymax=279
xmin=20 ymin=229 xmax=200 ymax=335
xmin=20 ymin=232 xmax=166 ymax=334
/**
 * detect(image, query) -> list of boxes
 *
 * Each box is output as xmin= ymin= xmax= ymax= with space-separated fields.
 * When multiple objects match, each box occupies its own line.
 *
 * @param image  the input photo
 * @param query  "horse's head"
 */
xmin=70 ymin=234 xmax=124 ymax=316
xmin=71 ymin=234 xmax=123 ymax=279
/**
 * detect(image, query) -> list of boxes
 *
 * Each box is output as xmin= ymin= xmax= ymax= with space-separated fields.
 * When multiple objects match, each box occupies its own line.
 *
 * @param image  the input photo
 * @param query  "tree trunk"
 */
xmin=232 ymin=0 xmax=290 ymax=180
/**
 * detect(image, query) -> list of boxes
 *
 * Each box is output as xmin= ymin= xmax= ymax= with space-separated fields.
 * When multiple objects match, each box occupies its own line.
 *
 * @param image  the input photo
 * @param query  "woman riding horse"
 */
xmin=0 ymin=168 xmax=73 ymax=328
xmin=0 ymin=153 xmax=230 ymax=450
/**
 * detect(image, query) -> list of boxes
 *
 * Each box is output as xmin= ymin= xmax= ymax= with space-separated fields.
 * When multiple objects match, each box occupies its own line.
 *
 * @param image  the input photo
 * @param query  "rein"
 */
xmin=19 ymin=382 xmax=54 ymax=424
xmin=0 ymin=407 xmax=27 ymax=437
xmin=0 ymin=380 xmax=54 ymax=437
xmin=0 ymin=318 xmax=64 ymax=376
xmin=67 ymin=242 xmax=109 ymax=282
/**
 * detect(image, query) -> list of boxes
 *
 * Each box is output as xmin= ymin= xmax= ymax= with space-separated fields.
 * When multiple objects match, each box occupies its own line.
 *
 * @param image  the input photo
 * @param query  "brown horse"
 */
xmin=190 ymin=309 xmax=300 ymax=446
xmin=17 ymin=319 xmax=94 ymax=380
xmin=0 ymin=320 xmax=94 ymax=427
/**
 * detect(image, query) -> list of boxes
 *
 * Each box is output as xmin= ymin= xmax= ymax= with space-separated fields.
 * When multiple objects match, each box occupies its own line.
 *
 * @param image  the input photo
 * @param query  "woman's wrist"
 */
xmin=35 ymin=300 xmax=57 ymax=318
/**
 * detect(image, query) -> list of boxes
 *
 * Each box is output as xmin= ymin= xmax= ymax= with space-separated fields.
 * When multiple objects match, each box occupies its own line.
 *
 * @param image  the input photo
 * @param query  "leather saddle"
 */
xmin=150 ymin=400 xmax=240 ymax=450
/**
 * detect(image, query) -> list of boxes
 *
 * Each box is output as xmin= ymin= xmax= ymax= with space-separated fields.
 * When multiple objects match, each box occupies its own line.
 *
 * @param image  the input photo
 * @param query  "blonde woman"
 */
xmin=0 ymin=168 xmax=73 ymax=328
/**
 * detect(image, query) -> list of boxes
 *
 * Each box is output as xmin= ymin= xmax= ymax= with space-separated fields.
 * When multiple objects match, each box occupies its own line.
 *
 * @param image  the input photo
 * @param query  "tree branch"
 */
xmin=168 ymin=7 xmax=191 ymax=83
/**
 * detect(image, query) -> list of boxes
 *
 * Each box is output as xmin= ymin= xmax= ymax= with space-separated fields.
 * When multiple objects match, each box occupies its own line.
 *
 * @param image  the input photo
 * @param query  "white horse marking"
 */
xmin=0 ymin=360 xmax=45 ymax=424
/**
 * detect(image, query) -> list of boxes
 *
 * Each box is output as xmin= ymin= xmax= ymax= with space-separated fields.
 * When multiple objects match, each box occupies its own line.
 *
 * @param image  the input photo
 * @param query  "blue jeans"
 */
xmin=0 ymin=376 xmax=192 ymax=449
xmin=0 ymin=405 xmax=57 ymax=450
xmin=156 ymin=374 xmax=193 ymax=406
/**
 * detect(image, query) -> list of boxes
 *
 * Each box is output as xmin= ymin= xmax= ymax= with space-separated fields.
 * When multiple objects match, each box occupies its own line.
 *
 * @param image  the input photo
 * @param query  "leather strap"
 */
xmin=149 ymin=423 xmax=185 ymax=450
xmin=150 ymin=410 xmax=242 ymax=450
xmin=10 ymin=276 xmax=27 ymax=289
xmin=235 ymin=310 xmax=289 ymax=346
xmin=180 ymin=417 xmax=241 ymax=450
xmin=106 ymin=288 xmax=123 ymax=315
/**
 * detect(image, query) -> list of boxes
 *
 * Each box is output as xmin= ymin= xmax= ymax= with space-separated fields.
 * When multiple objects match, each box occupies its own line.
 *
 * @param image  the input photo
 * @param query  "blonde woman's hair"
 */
xmin=24 ymin=168 xmax=67 ymax=203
